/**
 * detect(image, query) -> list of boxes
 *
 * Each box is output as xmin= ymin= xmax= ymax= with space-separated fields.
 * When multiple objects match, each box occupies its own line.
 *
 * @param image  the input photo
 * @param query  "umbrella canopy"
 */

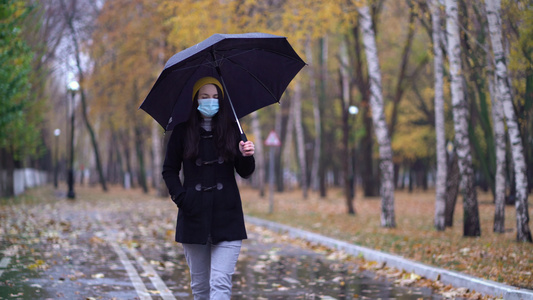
xmin=140 ymin=33 xmax=306 ymax=134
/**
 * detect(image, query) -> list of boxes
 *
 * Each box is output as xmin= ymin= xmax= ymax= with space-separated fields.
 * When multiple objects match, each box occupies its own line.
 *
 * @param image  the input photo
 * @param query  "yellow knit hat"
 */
xmin=192 ymin=76 xmax=224 ymax=101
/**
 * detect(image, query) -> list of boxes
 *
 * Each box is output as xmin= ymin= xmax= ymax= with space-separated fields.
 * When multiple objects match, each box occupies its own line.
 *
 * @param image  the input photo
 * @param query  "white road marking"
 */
xmin=109 ymin=240 xmax=152 ymax=300
xmin=0 ymin=257 xmax=11 ymax=277
xmin=0 ymin=257 xmax=11 ymax=268
xmin=128 ymin=247 xmax=176 ymax=300
xmin=94 ymin=213 xmax=177 ymax=299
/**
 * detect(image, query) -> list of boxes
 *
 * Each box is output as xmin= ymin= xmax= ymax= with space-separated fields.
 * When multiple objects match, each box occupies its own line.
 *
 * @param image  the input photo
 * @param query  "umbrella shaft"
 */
xmin=216 ymin=67 xmax=248 ymax=142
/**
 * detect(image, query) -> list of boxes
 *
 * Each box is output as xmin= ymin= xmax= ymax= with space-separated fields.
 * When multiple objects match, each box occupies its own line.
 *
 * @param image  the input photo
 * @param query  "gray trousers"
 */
xmin=182 ymin=239 xmax=242 ymax=300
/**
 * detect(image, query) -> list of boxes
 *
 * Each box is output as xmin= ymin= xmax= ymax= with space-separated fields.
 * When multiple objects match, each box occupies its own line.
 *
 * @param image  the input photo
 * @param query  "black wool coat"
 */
xmin=162 ymin=123 xmax=255 ymax=245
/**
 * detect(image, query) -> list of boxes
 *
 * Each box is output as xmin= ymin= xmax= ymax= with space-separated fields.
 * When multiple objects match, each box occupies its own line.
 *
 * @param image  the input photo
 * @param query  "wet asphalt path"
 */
xmin=0 ymin=191 xmax=441 ymax=299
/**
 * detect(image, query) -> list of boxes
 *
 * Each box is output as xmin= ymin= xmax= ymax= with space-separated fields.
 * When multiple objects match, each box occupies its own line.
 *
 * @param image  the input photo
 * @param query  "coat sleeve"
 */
xmin=235 ymin=154 xmax=255 ymax=179
xmin=162 ymin=128 xmax=186 ymax=206
xmin=234 ymin=129 xmax=255 ymax=179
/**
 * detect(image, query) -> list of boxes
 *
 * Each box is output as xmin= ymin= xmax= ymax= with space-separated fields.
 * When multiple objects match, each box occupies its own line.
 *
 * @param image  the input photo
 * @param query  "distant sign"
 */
xmin=264 ymin=130 xmax=281 ymax=147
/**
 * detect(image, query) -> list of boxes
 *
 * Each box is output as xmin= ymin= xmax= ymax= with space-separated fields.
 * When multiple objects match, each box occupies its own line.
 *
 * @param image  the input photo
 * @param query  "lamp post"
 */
xmin=348 ymin=105 xmax=359 ymax=199
xmin=67 ymin=80 xmax=79 ymax=199
xmin=54 ymin=128 xmax=60 ymax=188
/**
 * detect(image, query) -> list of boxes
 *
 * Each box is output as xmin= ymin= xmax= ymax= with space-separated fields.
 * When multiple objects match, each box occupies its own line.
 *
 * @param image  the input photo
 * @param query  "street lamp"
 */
xmin=54 ymin=128 xmax=60 ymax=188
xmin=67 ymin=80 xmax=79 ymax=199
xmin=349 ymin=105 xmax=359 ymax=116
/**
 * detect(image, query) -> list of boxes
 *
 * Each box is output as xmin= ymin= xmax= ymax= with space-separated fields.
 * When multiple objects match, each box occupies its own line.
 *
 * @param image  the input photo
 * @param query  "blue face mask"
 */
xmin=197 ymin=98 xmax=219 ymax=117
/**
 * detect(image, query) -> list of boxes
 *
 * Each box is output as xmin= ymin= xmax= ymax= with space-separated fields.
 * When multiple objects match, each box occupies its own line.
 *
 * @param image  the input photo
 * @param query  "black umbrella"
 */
xmin=140 ymin=32 xmax=306 ymax=140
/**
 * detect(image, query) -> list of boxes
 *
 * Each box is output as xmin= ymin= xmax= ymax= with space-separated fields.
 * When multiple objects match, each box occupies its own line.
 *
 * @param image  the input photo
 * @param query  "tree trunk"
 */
xmin=251 ymin=111 xmax=265 ymax=196
xmin=484 ymin=31 xmax=507 ymax=232
xmin=430 ymin=0 xmax=447 ymax=231
xmin=408 ymin=166 xmax=414 ymax=192
xmin=485 ymin=0 xmax=532 ymax=242
xmin=151 ymin=121 xmax=166 ymax=197
xmin=111 ymin=129 xmax=125 ymax=186
xmin=293 ymin=81 xmax=308 ymax=199
xmin=524 ymin=61 xmax=533 ymax=194
xmin=282 ymin=92 xmax=295 ymax=192
xmin=445 ymin=150 xmax=460 ymax=227
xmin=460 ymin=2 xmax=496 ymax=196
xmin=121 ymin=129 xmax=133 ymax=189
xmin=526 ymin=66 xmax=533 ymax=194
xmin=305 ymin=37 xmax=322 ymax=193
xmin=361 ymin=109 xmax=378 ymax=197
xmin=339 ymin=38 xmax=355 ymax=215
xmin=351 ymin=24 xmax=378 ymax=198
xmin=318 ymin=37 xmax=328 ymax=198
xmin=446 ymin=0 xmax=480 ymax=237
xmin=0 ymin=149 xmax=15 ymax=197
xmin=135 ymin=125 xmax=148 ymax=194
xmin=275 ymin=101 xmax=284 ymax=192
xmin=388 ymin=5 xmax=416 ymax=138
xmin=358 ymin=4 xmax=395 ymax=227
xmin=106 ymin=134 xmax=117 ymax=184
xmin=489 ymin=70 xmax=507 ymax=233
xmin=77 ymin=80 xmax=107 ymax=191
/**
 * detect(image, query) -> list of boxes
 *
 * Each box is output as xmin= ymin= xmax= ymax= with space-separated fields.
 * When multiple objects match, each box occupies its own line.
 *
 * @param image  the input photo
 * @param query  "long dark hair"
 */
xmin=183 ymin=85 xmax=238 ymax=160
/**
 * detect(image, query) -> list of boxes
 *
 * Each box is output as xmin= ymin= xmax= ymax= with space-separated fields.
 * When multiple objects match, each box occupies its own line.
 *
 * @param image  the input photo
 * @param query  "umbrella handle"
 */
xmin=241 ymin=132 xmax=248 ymax=142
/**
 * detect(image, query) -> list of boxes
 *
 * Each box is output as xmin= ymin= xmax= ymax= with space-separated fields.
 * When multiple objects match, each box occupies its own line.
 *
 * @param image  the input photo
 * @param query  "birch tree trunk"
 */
xmin=340 ymin=38 xmax=355 ymax=215
xmin=430 ymin=0 xmax=447 ymax=231
xmin=151 ymin=121 xmax=166 ymax=197
xmin=485 ymin=0 xmax=532 ymax=242
xmin=489 ymin=72 xmax=507 ymax=233
xmin=484 ymin=25 xmax=506 ymax=232
xmin=358 ymin=5 xmax=395 ymax=227
xmin=251 ymin=111 xmax=265 ymax=196
xmin=135 ymin=124 xmax=148 ymax=194
xmin=445 ymin=151 xmax=460 ymax=227
xmin=445 ymin=0 xmax=480 ymax=237
xmin=282 ymin=94 xmax=295 ymax=191
xmin=293 ymin=81 xmax=308 ymax=199
xmin=153 ymin=38 xmax=167 ymax=197
xmin=305 ymin=37 xmax=322 ymax=193
xmin=388 ymin=5 xmax=416 ymax=138
xmin=121 ymin=129 xmax=134 ymax=189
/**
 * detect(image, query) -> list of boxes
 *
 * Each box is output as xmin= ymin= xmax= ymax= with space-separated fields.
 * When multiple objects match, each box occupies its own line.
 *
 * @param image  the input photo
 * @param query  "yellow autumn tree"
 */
xmin=88 ymin=0 xmax=167 ymax=126
xmin=87 ymin=0 xmax=169 ymax=190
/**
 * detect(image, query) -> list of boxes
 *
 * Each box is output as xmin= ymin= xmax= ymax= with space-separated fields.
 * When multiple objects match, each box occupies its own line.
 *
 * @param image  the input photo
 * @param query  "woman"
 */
xmin=162 ymin=76 xmax=255 ymax=299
